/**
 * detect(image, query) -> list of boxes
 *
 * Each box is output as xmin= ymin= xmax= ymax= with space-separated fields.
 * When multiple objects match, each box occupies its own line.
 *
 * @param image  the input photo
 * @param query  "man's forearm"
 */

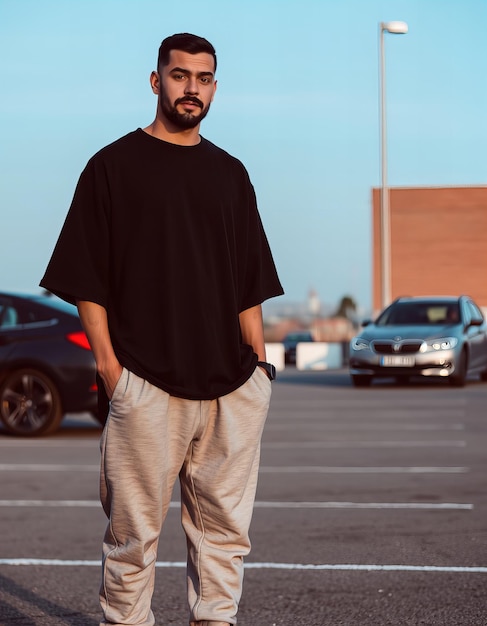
xmin=239 ymin=304 xmax=266 ymax=362
xmin=76 ymin=300 xmax=122 ymax=398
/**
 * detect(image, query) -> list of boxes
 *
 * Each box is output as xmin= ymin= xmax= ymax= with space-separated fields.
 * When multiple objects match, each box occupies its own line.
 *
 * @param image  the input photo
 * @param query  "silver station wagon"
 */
xmin=349 ymin=295 xmax=487 ymax=387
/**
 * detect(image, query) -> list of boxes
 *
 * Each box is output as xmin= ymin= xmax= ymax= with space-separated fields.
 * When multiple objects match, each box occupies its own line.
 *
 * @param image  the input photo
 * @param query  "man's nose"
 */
xmin=185 ymin=77 xmax=199 ymax=94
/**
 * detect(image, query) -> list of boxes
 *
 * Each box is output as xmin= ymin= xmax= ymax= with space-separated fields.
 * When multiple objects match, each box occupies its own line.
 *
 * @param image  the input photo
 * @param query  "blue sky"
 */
xmin=1 ymin=0 xmax=486 ymax=314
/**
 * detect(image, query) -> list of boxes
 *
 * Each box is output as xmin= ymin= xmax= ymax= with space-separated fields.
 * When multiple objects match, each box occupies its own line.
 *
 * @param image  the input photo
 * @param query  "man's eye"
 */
xmin=200 ymin=77 xmax=211 ymax=84
xmin=173 ymin=74 xmax=185 ymax=80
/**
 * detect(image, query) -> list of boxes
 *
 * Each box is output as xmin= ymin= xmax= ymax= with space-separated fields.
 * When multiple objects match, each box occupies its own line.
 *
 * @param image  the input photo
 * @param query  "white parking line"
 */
xmin=264 ymin=424 xmax=466 ymax=431
xmin=271 ymin=400 xmax=467 ymax=409
xmin=0 ymin=500 xmax=473 ymax=510
xmin=0 ymin=438 xmax=467 ymax=449
xmin=259 ymin=466 xmax=469 ymax=473
xmin=1 ymin=558 xmax=485 ymax=573
xmin=262 ymin=441 xmax=466 ymax=448
xmin=0 ymin=440 xmax=98 ymax=447
xmin=270 ymin=407 xmax=467 ymax=417
xmin=0 ymin=500 xmax=101 ymax=506
xmin=253 ymin=501 xmax=473 ymax=510
xmin=0 ymin=464 xmax=99 ymax=471
xmin=0 ymin=464 xmax=469 ymax=473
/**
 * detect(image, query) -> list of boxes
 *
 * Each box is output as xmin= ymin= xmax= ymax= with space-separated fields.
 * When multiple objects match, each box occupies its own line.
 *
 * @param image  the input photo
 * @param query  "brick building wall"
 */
xmin=372 ymin=186 xmax=487 ymax=312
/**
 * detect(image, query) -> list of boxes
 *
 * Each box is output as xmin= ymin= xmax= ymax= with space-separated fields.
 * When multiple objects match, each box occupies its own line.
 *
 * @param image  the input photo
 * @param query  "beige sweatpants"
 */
xmin=98 ymin=366 xmax=271 ymax=626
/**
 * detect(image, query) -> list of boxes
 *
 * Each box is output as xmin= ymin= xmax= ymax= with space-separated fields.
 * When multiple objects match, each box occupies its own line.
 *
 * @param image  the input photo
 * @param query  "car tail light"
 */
xmin=66 ymin=331 xmax=92 ymax=350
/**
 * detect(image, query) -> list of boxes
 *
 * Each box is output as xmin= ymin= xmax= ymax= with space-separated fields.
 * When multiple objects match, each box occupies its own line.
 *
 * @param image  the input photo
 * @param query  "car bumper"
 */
xmin=349 ymin=348 xmax=459 ymax=378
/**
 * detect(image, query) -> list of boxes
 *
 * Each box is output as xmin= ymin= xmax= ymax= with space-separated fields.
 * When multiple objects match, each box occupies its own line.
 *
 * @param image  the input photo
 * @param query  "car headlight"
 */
xmin=351 ymin=337 xmax=370 ymax=351
xmin=419 ymin=337 xmax=458 ymax=352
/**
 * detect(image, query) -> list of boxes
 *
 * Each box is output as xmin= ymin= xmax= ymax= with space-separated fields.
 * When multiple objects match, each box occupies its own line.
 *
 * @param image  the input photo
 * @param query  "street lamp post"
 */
xmin=379 ymin=20 xmax=408 ymax=309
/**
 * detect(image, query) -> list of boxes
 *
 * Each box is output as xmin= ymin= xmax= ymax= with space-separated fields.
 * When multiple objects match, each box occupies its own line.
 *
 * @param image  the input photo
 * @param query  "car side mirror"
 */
xmin=361 ymin=319 xmax=371 ymax=327
xmin=469 ymin=318 xmax=483 ymax=327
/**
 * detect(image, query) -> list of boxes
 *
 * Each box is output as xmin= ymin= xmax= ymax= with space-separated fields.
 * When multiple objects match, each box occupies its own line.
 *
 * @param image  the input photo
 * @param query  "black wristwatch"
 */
xmin=257 ymin=361 xmax=276 ymax=381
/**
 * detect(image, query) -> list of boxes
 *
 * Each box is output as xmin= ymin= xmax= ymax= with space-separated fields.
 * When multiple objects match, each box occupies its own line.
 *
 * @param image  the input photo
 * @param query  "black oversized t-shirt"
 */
xmin=40 ymin=129 xmax=283 ymax=400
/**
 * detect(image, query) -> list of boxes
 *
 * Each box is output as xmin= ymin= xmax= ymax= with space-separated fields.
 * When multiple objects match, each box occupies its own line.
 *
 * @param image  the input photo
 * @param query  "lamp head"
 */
xmin=381 ymin=21 xmax=408 ymax=34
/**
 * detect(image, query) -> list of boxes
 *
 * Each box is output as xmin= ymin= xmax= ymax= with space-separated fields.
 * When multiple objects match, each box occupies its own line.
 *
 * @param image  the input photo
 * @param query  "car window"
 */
xmin=0 ymin=303 xmax=19 ymax=328
xmin=378 ymin=302 xmax=457 ymax=325
xmin=445 ymin=303 xmax=461 ymax=324
xmin=0 ymin=296 xmax=66 ymax=328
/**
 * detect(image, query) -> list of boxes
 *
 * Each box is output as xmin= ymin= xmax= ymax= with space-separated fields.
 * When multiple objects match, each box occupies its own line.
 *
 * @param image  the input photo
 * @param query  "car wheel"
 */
xmin=449 ymin=350 xmax=468 ymax=388
xmin=0 ymin=368 xmax=63 ymax=436
xmin=351 ymin=375 xmax=373 ymax=387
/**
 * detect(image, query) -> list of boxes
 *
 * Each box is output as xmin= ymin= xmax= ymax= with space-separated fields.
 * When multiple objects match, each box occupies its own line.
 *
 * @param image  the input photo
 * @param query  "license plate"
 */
xmin=381 ymin=355 xmax=415 ymax=367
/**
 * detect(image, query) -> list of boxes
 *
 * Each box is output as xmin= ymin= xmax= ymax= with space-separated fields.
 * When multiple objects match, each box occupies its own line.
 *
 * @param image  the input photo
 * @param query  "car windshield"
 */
xmin=377 ymin=301 xmax=460 ymax=326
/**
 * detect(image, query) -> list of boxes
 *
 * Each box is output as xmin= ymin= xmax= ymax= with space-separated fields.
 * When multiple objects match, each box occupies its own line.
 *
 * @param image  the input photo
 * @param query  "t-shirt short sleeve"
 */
xmin=40 ymin=157 xmax=110 ymax=307
xmin=238 ymin=177 xmax=283 ymax=312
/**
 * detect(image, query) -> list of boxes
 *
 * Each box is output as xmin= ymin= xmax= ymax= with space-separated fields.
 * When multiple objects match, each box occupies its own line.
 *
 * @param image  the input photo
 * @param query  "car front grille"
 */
xmin=372 ymin=341 xmax=423 ymax=354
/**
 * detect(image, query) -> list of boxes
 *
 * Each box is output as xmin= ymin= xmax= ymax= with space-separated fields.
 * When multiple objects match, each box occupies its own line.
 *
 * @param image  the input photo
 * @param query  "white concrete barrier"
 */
xmin=296 ymin=342 xmax=343 ymax=370
xmin=264 ymin=342 xmax=285 ymax=371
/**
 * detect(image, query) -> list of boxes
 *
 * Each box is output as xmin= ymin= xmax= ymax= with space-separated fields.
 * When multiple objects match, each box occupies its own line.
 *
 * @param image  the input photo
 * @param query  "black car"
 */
xmin=349 ymin=295 xmax=487 ymax=387
xmin=282 ymin=330 xmax=314 ymax=364
xmin=0 ymin=292 xmax=100 ymax=436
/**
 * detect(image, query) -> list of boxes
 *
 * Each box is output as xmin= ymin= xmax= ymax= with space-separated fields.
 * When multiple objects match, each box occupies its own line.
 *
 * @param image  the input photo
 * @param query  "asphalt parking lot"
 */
xmin=1 ymin=368 xmax=486 ymax=625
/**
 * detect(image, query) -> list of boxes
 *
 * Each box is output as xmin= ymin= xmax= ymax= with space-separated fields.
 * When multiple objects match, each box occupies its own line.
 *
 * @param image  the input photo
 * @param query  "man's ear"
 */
xmin=150 ymin=71 xmax=160 ymax=95
xmin=211 ymin=79 xmax=218 ymax=102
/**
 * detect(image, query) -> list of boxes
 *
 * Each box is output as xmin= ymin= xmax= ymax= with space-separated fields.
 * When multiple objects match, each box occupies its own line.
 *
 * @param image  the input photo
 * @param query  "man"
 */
xmin=40 ymin=33 xmax=283 ymax=626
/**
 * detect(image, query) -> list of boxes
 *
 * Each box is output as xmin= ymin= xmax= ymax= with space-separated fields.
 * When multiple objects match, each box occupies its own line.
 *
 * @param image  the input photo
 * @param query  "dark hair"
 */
xmin=157 ymin=33 xmax=217 ymax=72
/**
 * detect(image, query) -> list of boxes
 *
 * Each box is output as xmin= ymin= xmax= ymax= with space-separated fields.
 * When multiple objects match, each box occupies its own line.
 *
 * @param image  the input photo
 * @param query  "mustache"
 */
xmin=175 ymin=96 xmax=204 ymax=109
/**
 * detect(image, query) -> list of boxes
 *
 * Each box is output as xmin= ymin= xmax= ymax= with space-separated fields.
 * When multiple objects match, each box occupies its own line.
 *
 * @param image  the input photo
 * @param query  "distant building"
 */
xmin=310 ymin=317 xmax=355 ymax=342
xmin=371 ymin=186 xmax=487 ymax=312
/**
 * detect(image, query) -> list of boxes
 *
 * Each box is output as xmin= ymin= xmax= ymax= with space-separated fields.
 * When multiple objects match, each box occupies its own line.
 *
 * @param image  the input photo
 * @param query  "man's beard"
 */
xmin=160 ymin=89 xmax=211 ymax=130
